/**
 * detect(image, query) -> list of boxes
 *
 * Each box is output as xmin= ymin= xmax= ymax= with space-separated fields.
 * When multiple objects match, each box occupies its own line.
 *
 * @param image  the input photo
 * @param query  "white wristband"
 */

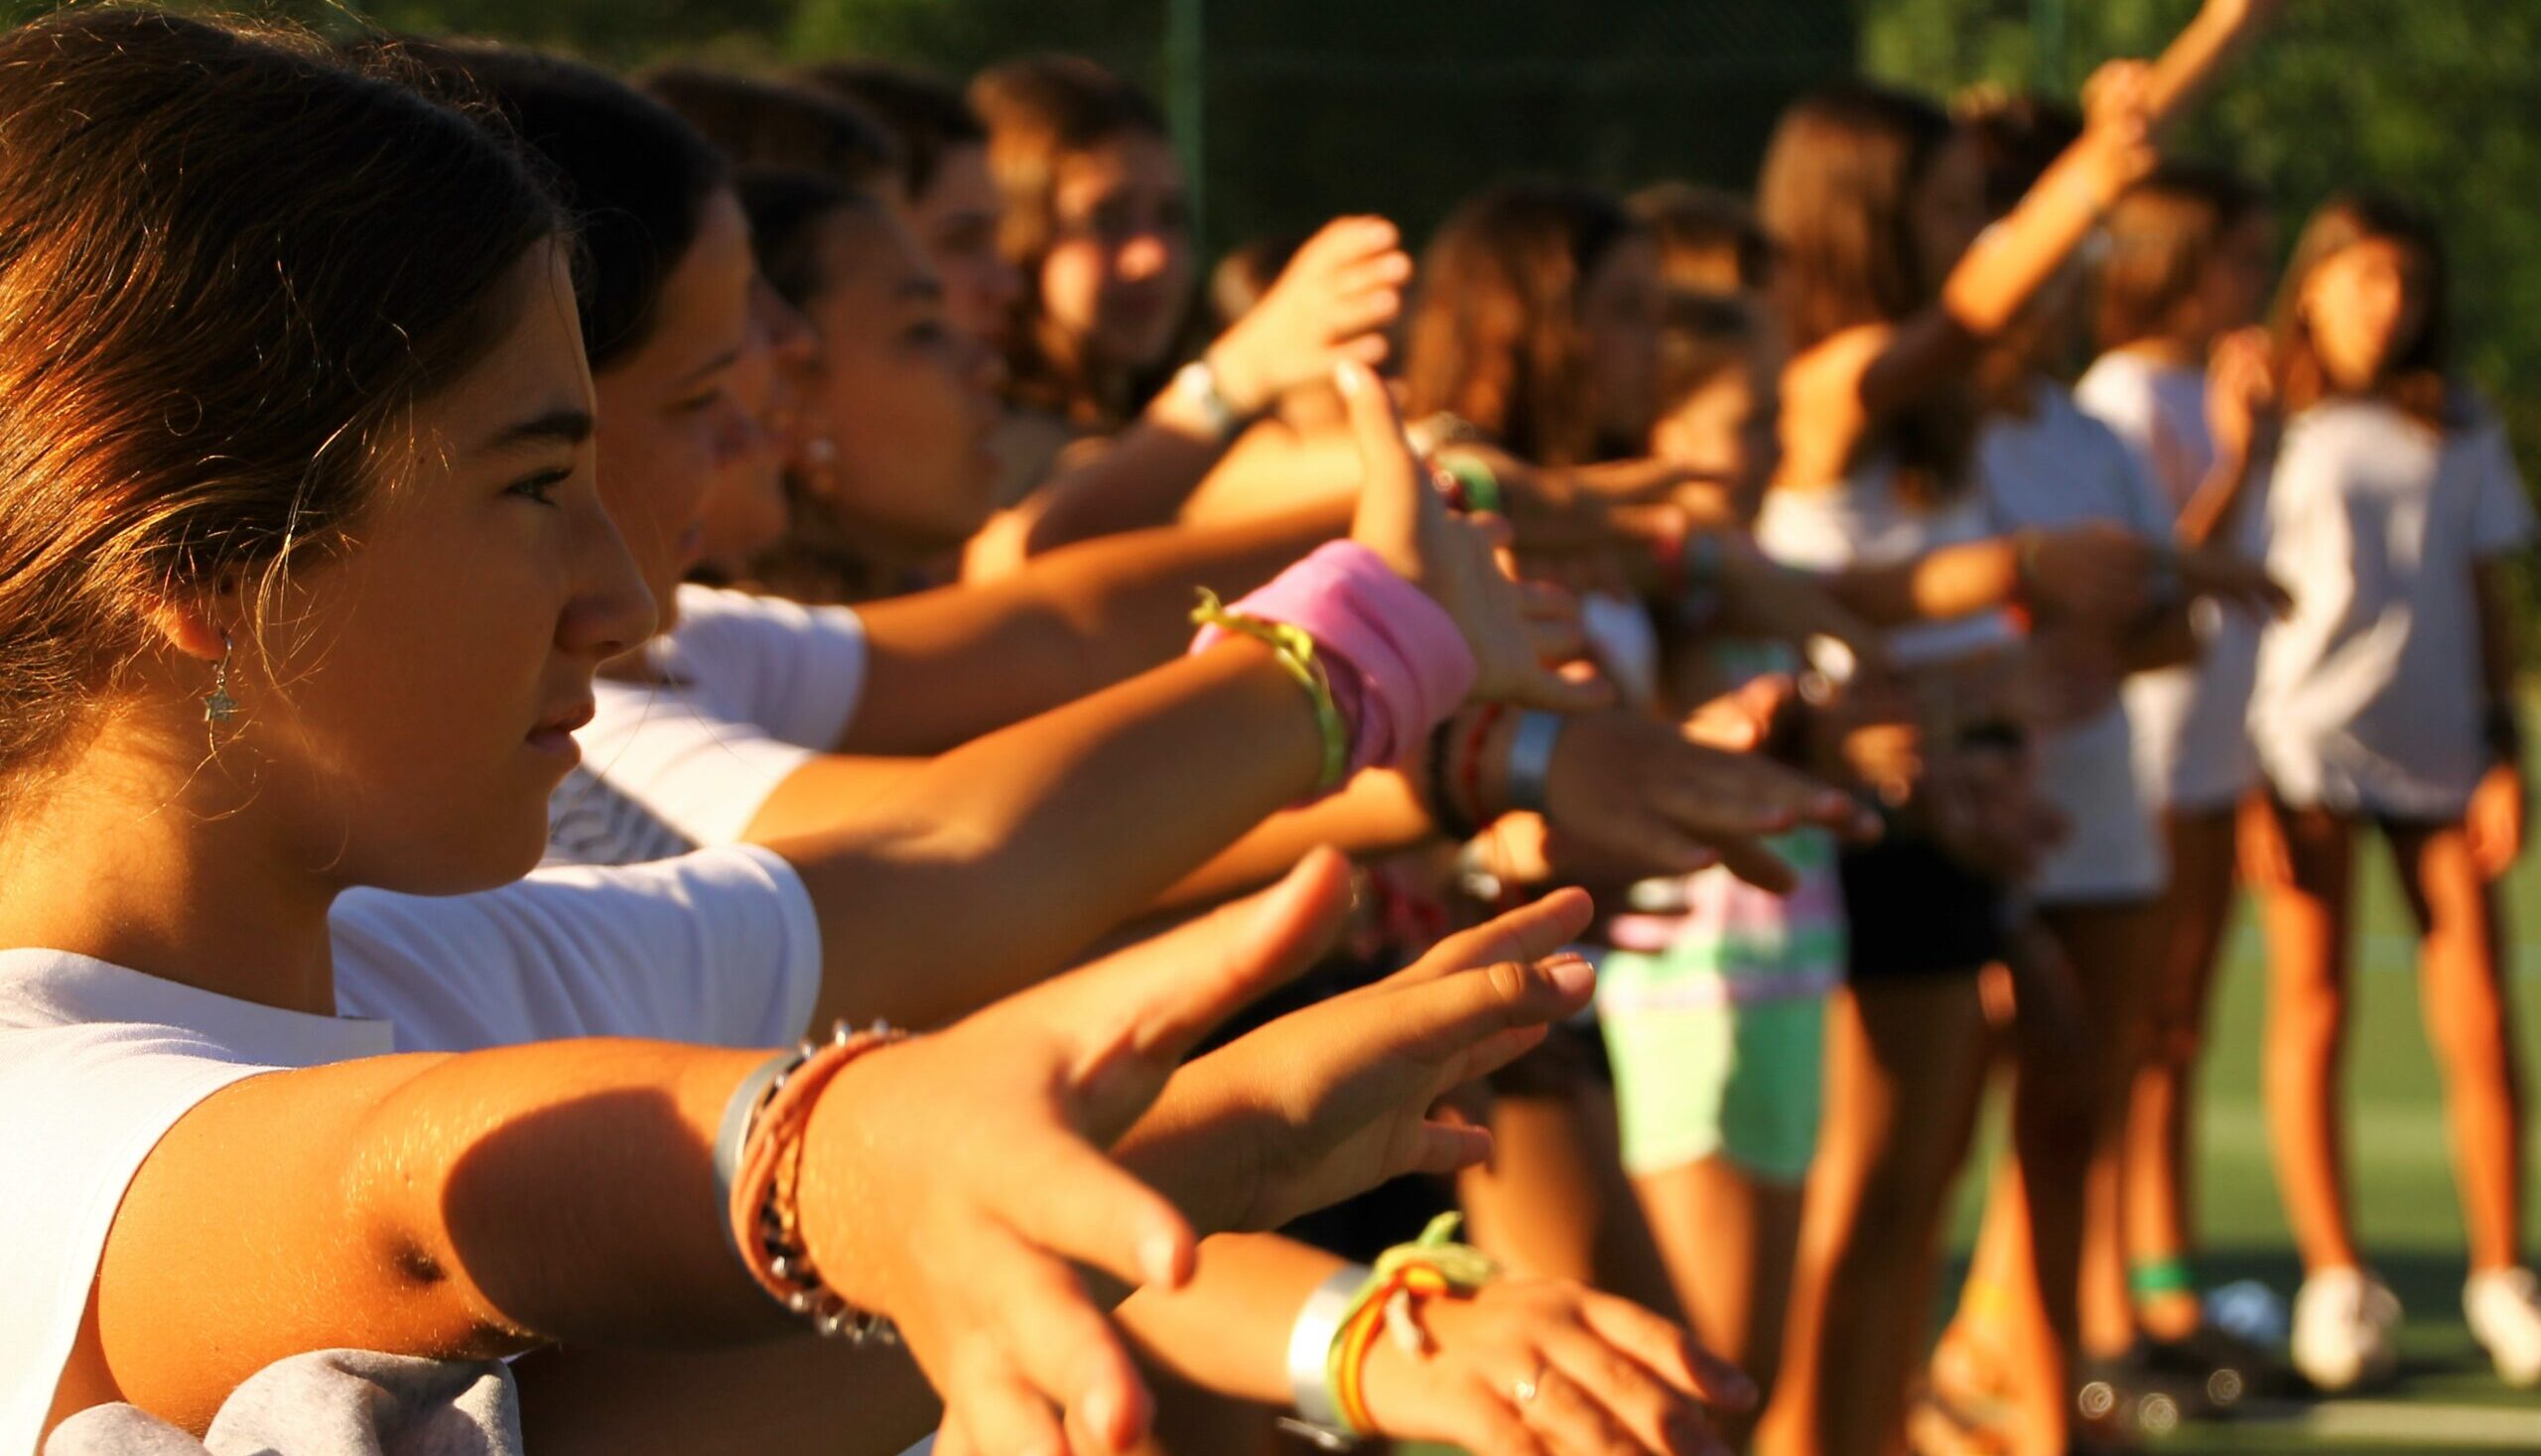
xmin=1505 ymin=710 xmax=1567 ymax=814
xmin=1283 ymin=1264 xmax=1371 ymax=1440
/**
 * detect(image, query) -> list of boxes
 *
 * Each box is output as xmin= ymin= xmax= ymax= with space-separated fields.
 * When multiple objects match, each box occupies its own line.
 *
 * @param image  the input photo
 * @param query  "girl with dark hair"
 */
xmin=2073 ymin=157 xmax=2287 ymax=1390
xmin=0 ymin=14 xmax=1649 ymax=1452
xmin=966 ymin=55 xmax=1412 ymax=566
xmin=1748 ymin=5 xmax=2283 ymax=1449
xmin=2246 ymin=191 xmax=2541 ymax=1392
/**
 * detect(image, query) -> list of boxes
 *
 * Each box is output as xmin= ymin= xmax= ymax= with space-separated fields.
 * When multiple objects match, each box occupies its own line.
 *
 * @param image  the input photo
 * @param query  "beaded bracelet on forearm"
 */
xmin=719 ymin=1019 xmax=907 ymax=1342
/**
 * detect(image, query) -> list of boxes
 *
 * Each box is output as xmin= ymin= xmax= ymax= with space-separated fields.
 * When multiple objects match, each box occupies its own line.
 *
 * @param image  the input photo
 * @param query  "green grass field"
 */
xmin=1937 ymin=807 xmax=2541 ymax=1451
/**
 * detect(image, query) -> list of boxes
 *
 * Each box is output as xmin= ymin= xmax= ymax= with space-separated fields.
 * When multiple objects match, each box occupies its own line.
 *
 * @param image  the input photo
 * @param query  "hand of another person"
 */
xmin=1343 ymin=361 xmax=1607 ymax=712
xmin=1119 ymin=887 xmax=1601 ymax=1235
xmin=1358 ymin=1276 xmax=1757 ymax=1456
xmin=2175 ymin=544 xmax=2293 ymax=618
xmin=1208 ymin=216 xmax=1409 ymax=414
xmin=2023 ymin=521 xmax=2158 ymax=625
xmin=1541 ymin=706 xmax=1880 ymax=892
xmin=2206 ymin=326 xmax=2280 ymax=467
xmin=806 ymin=853 xmax=1356 ymax=1456
xmin=2469 ymin=760 xmax=2526 ymax=881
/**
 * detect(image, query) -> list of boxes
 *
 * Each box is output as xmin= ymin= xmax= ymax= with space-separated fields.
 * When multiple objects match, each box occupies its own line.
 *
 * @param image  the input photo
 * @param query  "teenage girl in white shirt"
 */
xmin=2073 ymin=158 xmax=2286 ymax=1387
xmin=2244 ymin=191 xmax=2541 ymax=1392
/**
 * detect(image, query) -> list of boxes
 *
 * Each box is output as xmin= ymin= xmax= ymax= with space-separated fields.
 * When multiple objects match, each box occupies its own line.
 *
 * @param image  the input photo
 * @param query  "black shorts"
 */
xmin=1839 ymin=835 xmax=2007 ymax=979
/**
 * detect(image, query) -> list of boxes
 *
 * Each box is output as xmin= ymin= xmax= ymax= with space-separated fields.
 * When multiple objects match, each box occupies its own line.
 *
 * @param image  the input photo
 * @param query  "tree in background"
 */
xmin=1867 ymin=0 xmax=2541 ymax=566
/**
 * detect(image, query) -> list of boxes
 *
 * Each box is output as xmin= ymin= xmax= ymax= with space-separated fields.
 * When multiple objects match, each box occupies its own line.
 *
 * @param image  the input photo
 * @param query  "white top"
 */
xmin=549 ymin=585 xmax=868 ymax=867
xmin=1978 ymin=380 xmax=2170 ymax=901
xmin=1755 ymin=461 xmax=2022 ymax=673
xmin=0 ymin=846 xmax=823 ymax=1449
xmin=2075 ymin=350 xmax=2266 ymax=809
xmin=2251 ymin=396 xmax=2534 ymax=817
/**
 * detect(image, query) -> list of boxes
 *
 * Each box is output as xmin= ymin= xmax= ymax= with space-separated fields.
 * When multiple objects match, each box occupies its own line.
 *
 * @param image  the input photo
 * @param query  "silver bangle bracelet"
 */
xmin=1282 ymin=1264 xmax=1372 ymax=1440
xmin=1505 ymin=710 xmax=1567 ymax=814
xmin=711 ymin=1048 xmax=797 ymax=1261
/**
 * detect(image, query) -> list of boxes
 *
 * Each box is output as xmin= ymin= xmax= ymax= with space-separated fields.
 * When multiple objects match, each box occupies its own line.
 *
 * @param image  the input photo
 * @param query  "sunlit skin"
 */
xmin=592 ymin=188 xmax=763 ymax=635
xmin=1650 ymin=343 xmax=1786 ymax=526
xmin=0 ymin=235 xmax=650 ymax=1024
xmin=1579 ymin=232 xmax=1667 ymax=447
xmin=2299 ymin=235 xmax=2433 ymax=392
xmin=792 ymin=203 xmax=1003 ymax=560
xmin=905 ymin=141 xmax=1023 ymax=352
xmin=1037 ymin=132 xmax=1195 ymax=378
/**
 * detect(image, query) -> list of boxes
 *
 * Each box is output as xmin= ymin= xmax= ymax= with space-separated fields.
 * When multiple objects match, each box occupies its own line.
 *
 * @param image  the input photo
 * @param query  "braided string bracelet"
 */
xmin=1192 ymin=589 xmax=1352 ymax=793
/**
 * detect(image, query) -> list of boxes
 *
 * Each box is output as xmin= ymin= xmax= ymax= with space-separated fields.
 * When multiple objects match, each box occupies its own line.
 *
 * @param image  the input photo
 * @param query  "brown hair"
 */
xmin=1758 ymin=82 xmax=1972 ymax=497
xmin=641 ymin=65 xmax=900 ymax=193
xmin=0 ymin=10 xmax=562 ymax=802
xmin=2271 ymin=189 xmax=2455 ymax=429
xmin=736 ymin=167 xmax=888 ymax=308
xmin=2095 ymin=161 xmax=2270 ymax=351
xmin=1629 ymin=182 xmax=1770 ymax=294
xmin=1654 ymin=289 xmax=1771 ymax=421
xmin=1400 ymin=178 xmax=1640 ymax=467
xmin=1759 ymin=81 xmax=1958 ymax=353
xmin=792 ymin=61 xmax=985 ymax=202
xmin=1954 ymin=89 xmax=2080 ymax=218
xmin=969 ymin=54 xmax=1171 ymax=424
xmin=368 ymin=40 xmax=729 ymax=372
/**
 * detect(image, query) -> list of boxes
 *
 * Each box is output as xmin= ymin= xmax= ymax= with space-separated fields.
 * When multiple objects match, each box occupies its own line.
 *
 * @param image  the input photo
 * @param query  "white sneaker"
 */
xmin=2291 ymin=1267 xmax=2402 ymax=1391
xmin=2466 ymin=1267 xmax=2541 ymax=1387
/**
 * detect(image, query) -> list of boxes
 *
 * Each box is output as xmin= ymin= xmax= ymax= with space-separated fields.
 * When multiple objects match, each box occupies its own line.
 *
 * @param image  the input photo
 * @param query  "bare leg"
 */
xmin=2388 ymin=822 xmax=2526 ymax=1273
xmin=2258 ymin=802 xmax=2361 ymax=1274
xmin=2123 ymin=804 xmax=2242 ymax=1340
xmin=1759 ymin=976 xmax=1991 ymax=1456
xmin=1636 ymin=1153 xmax=1805 ymax=1446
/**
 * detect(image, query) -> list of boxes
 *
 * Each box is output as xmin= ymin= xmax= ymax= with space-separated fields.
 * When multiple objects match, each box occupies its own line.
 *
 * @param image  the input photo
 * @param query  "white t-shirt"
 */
xmin=1754 ymin=462 xmax=2022 ymax=672
xmin=549 ymin=585 xmax=867 ymax=867
xmin=2075 ymin=350 xmax=2266 ymax=810
xmin=1978 ymin=380 xmax=2170 ymax=901
xmin=0 ymin=846 xmax=823 ymax=1449
xmin=2252 ymin=397 xmax=2535 ymax=817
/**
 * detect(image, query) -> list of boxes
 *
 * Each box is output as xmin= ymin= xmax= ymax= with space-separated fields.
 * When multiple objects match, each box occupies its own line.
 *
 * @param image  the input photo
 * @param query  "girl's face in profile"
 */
xmin=1651 ymin=341 xmax=1785 ymax=526
xmin=2301 ymin=234 xmax=2432 ymax=392
xmin=593 ymin=188 xmax=771 ymax=628
xmin=1910 ymin=130 xmax=1991 ymax=297
xmin=796 ymin=204 xmax=1003 ymax=553
xmin=1037 ymin=132 xmax=1194 ymax=376
xmin=238 ymin=239 xmax=652 ymax=893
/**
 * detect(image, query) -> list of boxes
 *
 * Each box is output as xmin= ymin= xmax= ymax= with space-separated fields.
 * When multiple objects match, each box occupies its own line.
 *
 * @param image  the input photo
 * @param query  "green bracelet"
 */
xmin=1440 ymin=455 xmax=1506 ymax=516
xmin=1192 ymin=589 xmax=1350 ymax=791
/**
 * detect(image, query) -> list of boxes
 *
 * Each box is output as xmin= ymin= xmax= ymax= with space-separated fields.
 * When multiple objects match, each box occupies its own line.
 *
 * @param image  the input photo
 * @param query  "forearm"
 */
xmin=779 ymin=642 xmax=1330 ymax=1029
xmin=1179 ymin=426 xmax=1370 ymax=526
xmin=515 ymin=1338 xmax=941 ymax=1456
xmin=1939 ymin=139 xmax=2129 ymax=341
xmin=1827 ymin=538 xmax=2021 ymax=625
xmin=2145 ymin=0 xmax=2272 ymax=132
xmin=847 ymin=505 xmax=1348 ymax=754
xmin=2175 ymin=446 xmax=2256 ymax=548
xmin=100 ymin=1042 xmax=781 ymax=1430
xmin=1156 ymin=768 xmax=1438 ymax=907
xmin=1116 ymin=1234 xmax=1347 ymax=1405
xmin=1020 ymin=411 xmax=1237 ymax=558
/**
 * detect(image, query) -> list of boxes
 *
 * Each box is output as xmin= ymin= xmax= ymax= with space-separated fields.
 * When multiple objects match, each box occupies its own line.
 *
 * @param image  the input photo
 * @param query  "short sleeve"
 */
xmin=2467 ymin=424 xmax=2536 ymax=558
xmin=662 ymin=586 xmax=868 ymax=749
xmin=333 ymin=846 xmax=824 ymax=1053
xmin=554 ymin=683 xmax=815 ymax=862
xmin=2077 ymin=359 xmax=2198 ymax=511
xmin=0 ymin=1028 xmax=274 ymax=1451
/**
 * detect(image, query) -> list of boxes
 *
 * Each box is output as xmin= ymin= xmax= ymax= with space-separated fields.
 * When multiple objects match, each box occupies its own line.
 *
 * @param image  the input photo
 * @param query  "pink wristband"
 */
xmin=1192 ymin=541 xmax=1478 ymax=781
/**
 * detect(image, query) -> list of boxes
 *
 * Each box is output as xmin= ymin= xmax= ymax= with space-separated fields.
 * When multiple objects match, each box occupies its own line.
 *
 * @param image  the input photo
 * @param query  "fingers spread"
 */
xmin=1405 ymin=889 xmax=1597 ymax=985
xmin=1000 ymin=1131 xmax=1198 ymax=1291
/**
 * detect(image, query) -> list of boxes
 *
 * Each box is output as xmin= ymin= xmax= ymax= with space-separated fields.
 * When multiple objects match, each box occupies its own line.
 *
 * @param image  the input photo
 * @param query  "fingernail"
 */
xmin=1544 ymin=953 xmax=1595 ymax=996
xmin=1139 ymin=1228 xmax=1187 ymax=1288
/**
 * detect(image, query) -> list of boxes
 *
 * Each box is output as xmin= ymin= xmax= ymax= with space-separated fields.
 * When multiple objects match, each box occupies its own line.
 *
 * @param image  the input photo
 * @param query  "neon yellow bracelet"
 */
xmin=1326 ymin=1212 xmax=1502 ymax=1432
xmin=1193 ymin=589 xmax=1350 ymax=792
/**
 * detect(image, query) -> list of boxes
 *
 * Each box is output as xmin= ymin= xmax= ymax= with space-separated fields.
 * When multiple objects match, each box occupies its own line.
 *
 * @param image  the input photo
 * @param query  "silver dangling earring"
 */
xmin=202 ymin=631 xmax=238 ymax=726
